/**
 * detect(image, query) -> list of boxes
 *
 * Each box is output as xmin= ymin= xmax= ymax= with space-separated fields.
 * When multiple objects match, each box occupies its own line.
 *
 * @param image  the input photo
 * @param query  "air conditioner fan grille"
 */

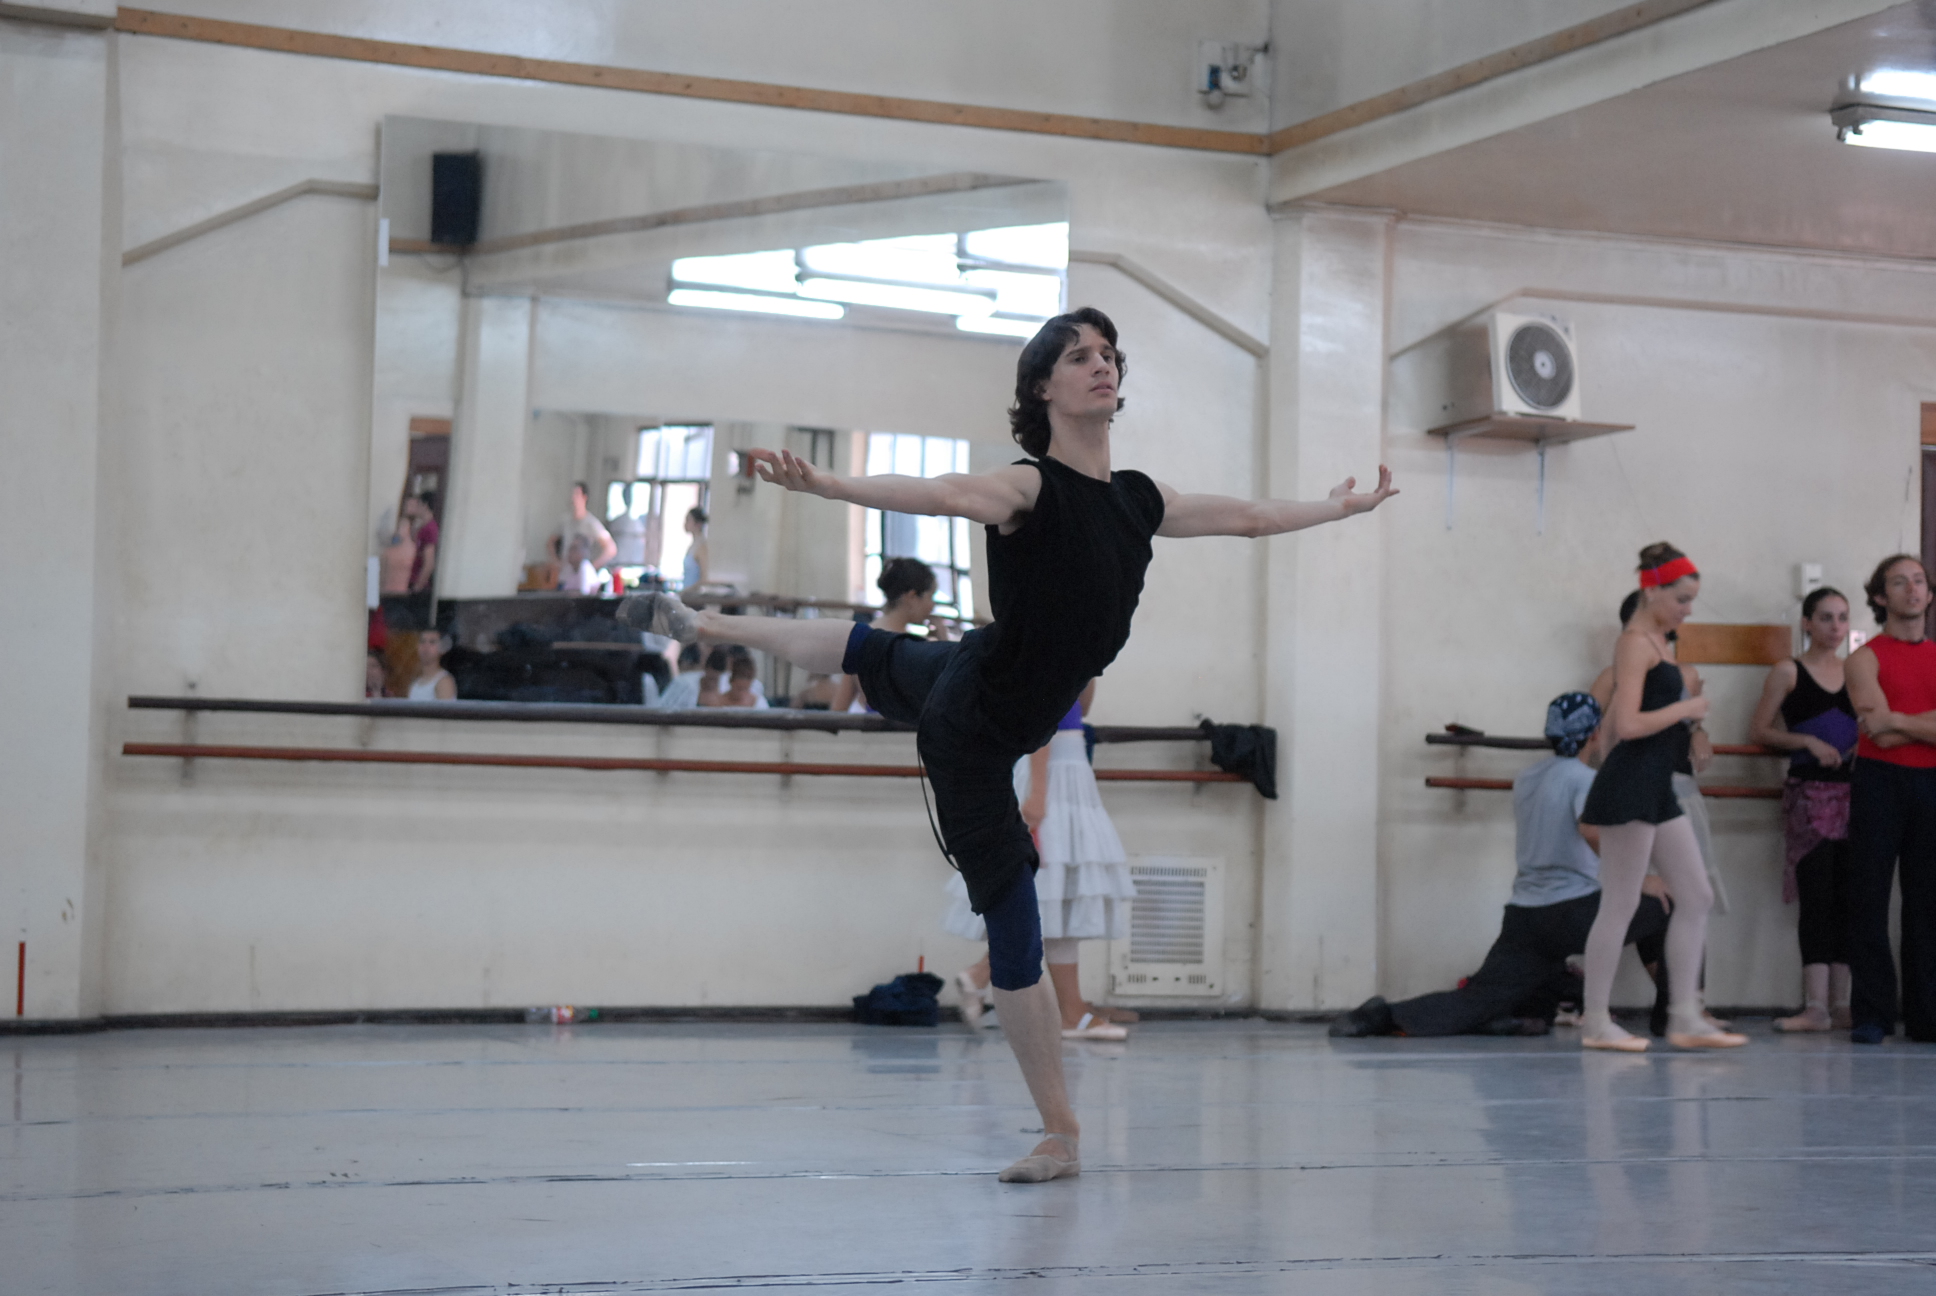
xmin=1505 ymin=322 xmax=1574 ymax=411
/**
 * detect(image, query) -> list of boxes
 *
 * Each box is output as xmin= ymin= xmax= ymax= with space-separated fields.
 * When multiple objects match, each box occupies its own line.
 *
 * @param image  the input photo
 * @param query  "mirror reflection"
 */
xmin=365 ymin=116 xmax=1067 ymax=708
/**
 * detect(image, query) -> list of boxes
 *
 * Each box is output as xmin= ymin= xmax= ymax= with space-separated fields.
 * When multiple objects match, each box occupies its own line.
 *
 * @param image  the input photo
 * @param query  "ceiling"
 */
xmin=1304 ymin=2 xmax=1936 ymax=260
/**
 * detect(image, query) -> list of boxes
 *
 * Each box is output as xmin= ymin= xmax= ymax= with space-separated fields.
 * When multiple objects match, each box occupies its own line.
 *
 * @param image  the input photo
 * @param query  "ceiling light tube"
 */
xmin=1831 ymin=103 xmax=1936 ymax=152
xmin=668 ymin=288 xmax=844 ymax=320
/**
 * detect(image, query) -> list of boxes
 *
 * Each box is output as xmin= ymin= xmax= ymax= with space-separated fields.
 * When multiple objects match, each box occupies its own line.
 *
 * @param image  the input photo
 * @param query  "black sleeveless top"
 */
xmin=1780 ymin=659 xmax=1857 ymax=783
xmin=978 ymin=455 xmax=1165 ymax=750
xmin=1581 ymin=658 xmax=1689 ymax=826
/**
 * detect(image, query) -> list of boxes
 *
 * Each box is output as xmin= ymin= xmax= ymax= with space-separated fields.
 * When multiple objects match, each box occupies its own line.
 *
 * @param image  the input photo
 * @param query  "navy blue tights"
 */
xmin=983 ymin=867 xmax=1044 ymax=991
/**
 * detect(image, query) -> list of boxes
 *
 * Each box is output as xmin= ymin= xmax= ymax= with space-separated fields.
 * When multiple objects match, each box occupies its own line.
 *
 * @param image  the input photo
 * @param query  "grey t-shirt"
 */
xmin=1510 ymin=755 xmax=1601 ymax=908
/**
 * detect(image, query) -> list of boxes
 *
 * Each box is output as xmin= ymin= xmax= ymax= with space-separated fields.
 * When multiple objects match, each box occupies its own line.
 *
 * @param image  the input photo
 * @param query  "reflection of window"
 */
xmin=670 ymin=223 xmax=1068 ymax=340
xmin=607 ymin=424 xmax=713 ymax=584
xmin=863 ymin=433 xmax=973 ymax=621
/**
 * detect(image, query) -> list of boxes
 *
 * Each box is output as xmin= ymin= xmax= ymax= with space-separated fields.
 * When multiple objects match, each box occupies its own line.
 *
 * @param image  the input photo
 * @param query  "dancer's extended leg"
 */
xmin=618 ymin=591 xmax=852 ymax=673
xmin=1580 ymin=822 xmax=1653 ymax=1050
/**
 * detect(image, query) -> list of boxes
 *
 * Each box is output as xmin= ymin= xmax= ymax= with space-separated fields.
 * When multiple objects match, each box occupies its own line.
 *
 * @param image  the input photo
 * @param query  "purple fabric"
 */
xmin=1056 ymin=702 xmax=1084 ymax=731
xmin=1783 ymin=777 xmax=1852 ymax=903
xmin=1789 ymin=709 xmax=1858 ymax=774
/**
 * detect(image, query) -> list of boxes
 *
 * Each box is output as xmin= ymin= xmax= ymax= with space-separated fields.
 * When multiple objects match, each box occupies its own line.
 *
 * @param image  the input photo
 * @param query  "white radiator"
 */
xmin=1109 ymin=857 xmax=1224 ymax=997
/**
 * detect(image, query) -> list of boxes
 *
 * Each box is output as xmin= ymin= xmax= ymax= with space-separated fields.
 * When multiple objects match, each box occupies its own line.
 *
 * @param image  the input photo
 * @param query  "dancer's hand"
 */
xmin=1641 ymin=874 xmax=1673 ymax=915
xmin=1681 ymin=695 xmax=1711 ymax=724
xmin=747 ymin=449 xmax=840 ymax=499
xmin=1801 ymin=736 xmax=1844 ymax=768
xmin=1329 ymin=465 xmax=1398 ymax=516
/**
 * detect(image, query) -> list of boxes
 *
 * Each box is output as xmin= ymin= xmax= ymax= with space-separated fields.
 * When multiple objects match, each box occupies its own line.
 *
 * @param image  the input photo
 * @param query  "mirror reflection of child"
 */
xmin=407 ymin=630 xmax=456 ymax=701
xmin=558 ymin=536 xmax=599 ymax=595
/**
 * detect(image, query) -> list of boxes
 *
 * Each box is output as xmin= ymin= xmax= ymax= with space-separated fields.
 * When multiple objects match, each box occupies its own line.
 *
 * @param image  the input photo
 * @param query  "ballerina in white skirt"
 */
xmin=946 ymin=680 xmax=1139 ymax=1040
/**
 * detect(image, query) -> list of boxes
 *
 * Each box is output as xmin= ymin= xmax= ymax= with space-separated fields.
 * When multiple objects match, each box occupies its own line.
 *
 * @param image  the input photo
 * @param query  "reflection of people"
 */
xmin=365 ymin=649 xmax=389 ymax=699
xmin=405 ymin=493 xmax=439 ymax=594
xmin=946 ymin=680 xmax=1137 ymax=1040
xmin=378 ymin=494 xmax=438 ymax=630
xmin=655 ymin=643 xmax=707 ymax=710
xmin=1749 ymin=587 xmax=1856 ymax=1032
xmin=1577 ymin=544 xmax=1743 ymax=1051
xmin=1331 ymin=694 xmax=1671 ymax=1039
xmin=831 ymin=558 xmax=943 ymax=713
xmin=557 ymin=536 xmax=600 ymax=595
xmin=407 ymin=629 xmax=456 ymax=700
xmin=551 ymin=482 xmax=616 ymax=571
xmin=681 ymin=507 xmax=709 ymax=589
xmin=717 ymin=650 xmax=768 ymax=709
xmin=1844 ymin=555 xmax=1936 ymax=1045
xmin=617 ymin=306 xmax=1396 ymax=1182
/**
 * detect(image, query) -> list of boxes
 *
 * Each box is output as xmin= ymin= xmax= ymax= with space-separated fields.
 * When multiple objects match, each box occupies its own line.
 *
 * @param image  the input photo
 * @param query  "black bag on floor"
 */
xmin=852 ymin=972 xmax=944 ymax=1026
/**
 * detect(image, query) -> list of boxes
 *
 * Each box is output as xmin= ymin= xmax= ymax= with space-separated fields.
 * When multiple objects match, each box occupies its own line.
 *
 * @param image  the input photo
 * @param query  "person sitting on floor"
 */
xmin=1331 ymin=692 xmax=1672 ymax=1038
xmin=654 ymin=642 xmax=707 ymax=710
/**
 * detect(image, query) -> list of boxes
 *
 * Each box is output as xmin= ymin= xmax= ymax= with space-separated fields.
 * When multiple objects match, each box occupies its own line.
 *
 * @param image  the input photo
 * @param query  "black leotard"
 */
xmin=1581 ymin=658 xmax=1688 ymax=826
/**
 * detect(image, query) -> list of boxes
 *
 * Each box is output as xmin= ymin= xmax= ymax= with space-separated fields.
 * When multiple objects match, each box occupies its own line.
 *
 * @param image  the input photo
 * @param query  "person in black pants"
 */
xmin=1844 ymin=554 xmax=1936 ymax=1044
xmin=620 ymin=307 xmax=1397 ymax=1179
xmin=1332 ymin=693 xmax=1671 ymax=1039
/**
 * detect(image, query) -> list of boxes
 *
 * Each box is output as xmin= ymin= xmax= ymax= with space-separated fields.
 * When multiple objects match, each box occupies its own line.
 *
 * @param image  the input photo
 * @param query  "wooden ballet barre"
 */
xmin=1426 ymin=776 xmax=1779 ymax=800
xmin=122 ymin=743 xmax=1247 ymax=782
xmin=1425 ymin=732 xmax=1780 ymax=757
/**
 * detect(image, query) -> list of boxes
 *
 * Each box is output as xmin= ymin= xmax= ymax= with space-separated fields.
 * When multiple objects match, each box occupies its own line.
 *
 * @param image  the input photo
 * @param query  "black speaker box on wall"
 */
xmin=431 ymin=152 xmax=482 ymax=247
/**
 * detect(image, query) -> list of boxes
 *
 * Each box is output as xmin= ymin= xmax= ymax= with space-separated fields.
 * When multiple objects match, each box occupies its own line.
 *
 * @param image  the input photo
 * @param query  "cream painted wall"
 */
xmin=0 ymin=19 xmax=113 ymax=1018
xmin=23 ymin=4 xmax=1928 ymax=1022
xmin=87 ymin=24 xmax=1269 ymax=1015
xmin=1379 ymin=218 xmax=1936 ymax=1008
xmin=155 ymin=0 xmax=1275 ymax=134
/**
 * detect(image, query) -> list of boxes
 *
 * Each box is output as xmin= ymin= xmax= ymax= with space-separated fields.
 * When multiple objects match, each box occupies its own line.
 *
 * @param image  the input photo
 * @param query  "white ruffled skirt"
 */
xmin=942 ymin=729 xmax=1136 ymax=942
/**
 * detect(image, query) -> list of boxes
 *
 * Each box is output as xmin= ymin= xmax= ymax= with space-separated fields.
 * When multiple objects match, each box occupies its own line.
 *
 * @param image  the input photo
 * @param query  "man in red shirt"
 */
xmin=1845 ymin=553 xmax=1936 ymax=1044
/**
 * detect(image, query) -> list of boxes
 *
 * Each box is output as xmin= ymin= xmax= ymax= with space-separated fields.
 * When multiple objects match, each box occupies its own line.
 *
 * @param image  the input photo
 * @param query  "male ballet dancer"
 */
xmin=621 ymin=307 xmax=1396 ymax=1181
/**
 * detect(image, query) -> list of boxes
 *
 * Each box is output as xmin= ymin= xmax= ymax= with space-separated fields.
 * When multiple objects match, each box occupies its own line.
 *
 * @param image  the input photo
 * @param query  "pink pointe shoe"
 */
xmin=1061 ymin=1012 xmax=1127 ymax=1042
xmin=998 ymin=1132 xmax=1080 ymax=1183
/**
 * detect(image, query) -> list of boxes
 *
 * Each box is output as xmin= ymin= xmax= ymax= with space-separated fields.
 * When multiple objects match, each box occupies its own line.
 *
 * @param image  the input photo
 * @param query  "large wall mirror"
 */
xmin=366 ymin=116 xmax=1067 ymax=707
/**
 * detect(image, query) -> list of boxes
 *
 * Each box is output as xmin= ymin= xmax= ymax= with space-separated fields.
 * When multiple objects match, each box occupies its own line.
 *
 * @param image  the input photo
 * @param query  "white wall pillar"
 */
xmin=1257 ymin=208 xmax=1390 ymax=1011
xmin=0 ymin=16 xmax=112 ymax=1019
xmin=440 ymin=295 xmax=534 ymax=599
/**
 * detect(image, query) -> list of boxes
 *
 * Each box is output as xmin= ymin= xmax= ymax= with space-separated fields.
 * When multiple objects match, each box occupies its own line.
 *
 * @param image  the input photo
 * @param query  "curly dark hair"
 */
xmin=1007 ymin=307 xmax=1126 ymax=458
xmin=1864 ymin=554 xmax=1928 ymax=625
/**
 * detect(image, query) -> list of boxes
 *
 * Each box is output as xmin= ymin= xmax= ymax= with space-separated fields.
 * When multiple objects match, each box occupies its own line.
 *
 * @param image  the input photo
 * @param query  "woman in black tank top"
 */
xmin=1576 ymin=544 xmax=1746 ymax=1051
xmin=618 ymin=308 xmax=1396 ymax=1182
xmin=1750 ymin=588 xmax=1857 ymax=1031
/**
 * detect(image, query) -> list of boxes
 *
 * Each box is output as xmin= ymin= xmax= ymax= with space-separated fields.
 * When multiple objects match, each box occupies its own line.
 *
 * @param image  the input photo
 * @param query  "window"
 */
xmin=862 ymin=433 xmax=974 ymax=622
xmin=607 ymin=424 xmax=714 ymax=585
xmin=669 ymin=223 xmax=1068 ymax=340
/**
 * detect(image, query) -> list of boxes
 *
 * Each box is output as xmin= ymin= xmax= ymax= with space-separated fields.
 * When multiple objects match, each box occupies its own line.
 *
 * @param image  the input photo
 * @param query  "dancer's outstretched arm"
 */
xmin=747 ymin=449 xmax=1039 ymax=527
xmin=1156 ymin=466 xmax=1398 ymax=538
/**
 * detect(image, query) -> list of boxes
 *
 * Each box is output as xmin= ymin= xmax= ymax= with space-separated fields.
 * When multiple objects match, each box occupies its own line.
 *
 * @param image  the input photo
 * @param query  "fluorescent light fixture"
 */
xmin=955 ymin=315 xmax=1044 ymax=339
xmin=963 ymin=268 xmax=1064 ymax=319
xmin=670 ymin=249 xmax=798 ymax=294
xmin=1859 ymin=69 xmax=1936 ymax=102
xmin=798 ymin=277 xmax=997 ymax=317
xmin=668 ymin=288 xmax=843 ymax=320
xmin=1832 ymin=102 xmax=1936 ymax=152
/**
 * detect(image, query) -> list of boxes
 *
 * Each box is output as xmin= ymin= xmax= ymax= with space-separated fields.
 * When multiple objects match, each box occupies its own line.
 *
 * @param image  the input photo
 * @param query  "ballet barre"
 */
xmin=1425 ymin=776 xmax=1778 ymax=799
xmin=1425 ymin=732 xmax=1780 ymax=757
xmin=121 ymin=743 xmax=1244 ymax=782
xmin=127 ymin=696 xmax=1206 ymax=744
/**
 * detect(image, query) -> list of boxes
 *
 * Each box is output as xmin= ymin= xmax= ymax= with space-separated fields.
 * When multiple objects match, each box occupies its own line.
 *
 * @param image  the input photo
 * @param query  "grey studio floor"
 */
xmin=5 ymin=1018 xmax=1936 ymax=1295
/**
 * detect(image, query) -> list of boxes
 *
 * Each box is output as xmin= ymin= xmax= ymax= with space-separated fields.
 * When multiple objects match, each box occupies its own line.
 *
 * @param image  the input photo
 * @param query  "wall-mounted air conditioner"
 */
xmin=1429 ymin=310 xmax=1582 ymax=425
xmin=1109 ymin=857 xmax=1224 ymax=998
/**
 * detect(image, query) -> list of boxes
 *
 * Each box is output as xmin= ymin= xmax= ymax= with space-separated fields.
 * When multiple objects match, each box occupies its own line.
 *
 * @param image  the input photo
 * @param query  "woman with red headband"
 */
xmin=1576 ymin=543 xmax=1747 ymax=1050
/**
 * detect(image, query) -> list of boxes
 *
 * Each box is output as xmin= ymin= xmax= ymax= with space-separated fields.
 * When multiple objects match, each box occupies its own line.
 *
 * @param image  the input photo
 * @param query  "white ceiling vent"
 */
xmin=1109 ymin=857 xmax=1224 ymax=998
